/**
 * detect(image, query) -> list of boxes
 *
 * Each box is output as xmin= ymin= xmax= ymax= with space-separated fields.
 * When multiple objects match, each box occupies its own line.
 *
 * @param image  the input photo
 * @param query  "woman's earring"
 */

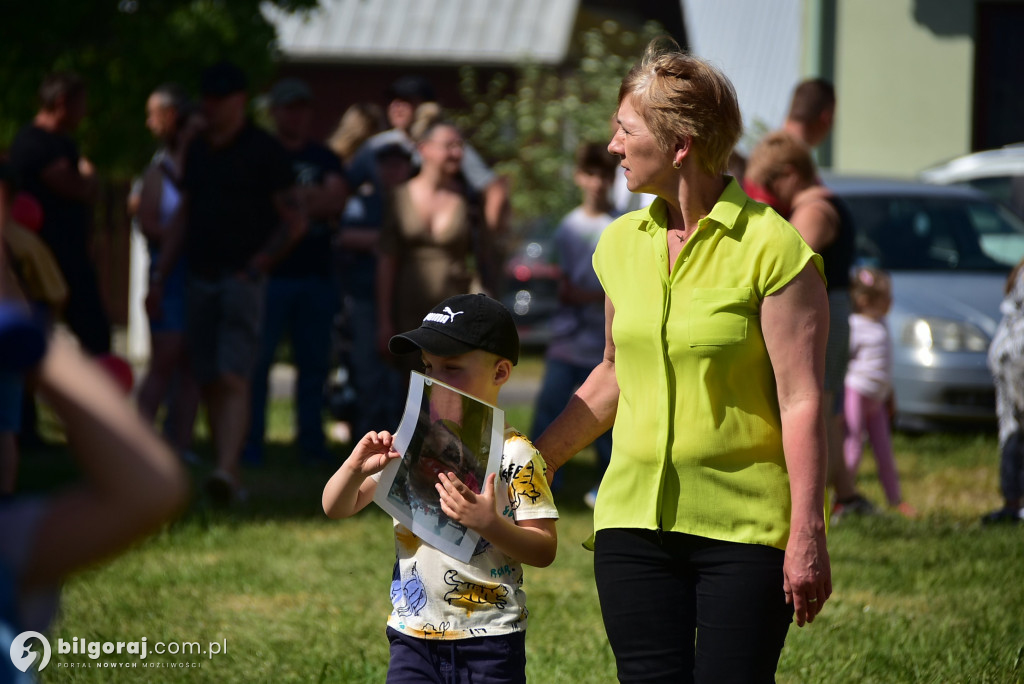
xmin=672 ymin=159 xmax=682 ymax=170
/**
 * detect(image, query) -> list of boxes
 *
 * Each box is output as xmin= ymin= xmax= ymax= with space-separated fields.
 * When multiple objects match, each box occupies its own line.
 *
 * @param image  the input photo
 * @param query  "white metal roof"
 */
xmin=265 ymin=0 xmax=580 ymax=66
xmin=681 ymin=0 xmax=802 ymax=151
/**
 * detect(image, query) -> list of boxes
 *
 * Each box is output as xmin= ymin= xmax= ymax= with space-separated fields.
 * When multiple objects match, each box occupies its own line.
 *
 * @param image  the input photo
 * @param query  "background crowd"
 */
xmin=3 ymin=61 xmax=1018 ymax=520
xmin=1 ymin=64 xmax=518 ymax=506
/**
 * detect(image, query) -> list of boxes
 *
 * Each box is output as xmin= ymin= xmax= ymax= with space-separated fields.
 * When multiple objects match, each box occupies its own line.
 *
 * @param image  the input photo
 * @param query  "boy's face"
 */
xmin=387 ymin=98 xmax=417 ymax=132
xmin=271 ymin=101 xmax=312 ymax=141
xmin=421 ymin=349 xmax=502 ymax=403
xmin=575 ymin=167 xmax=614 ymax=203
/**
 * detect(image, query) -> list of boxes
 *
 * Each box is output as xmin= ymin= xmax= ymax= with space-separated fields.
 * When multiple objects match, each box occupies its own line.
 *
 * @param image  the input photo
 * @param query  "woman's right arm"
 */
xmin=376 ymin=252 xmax=397 ymax=355
xmin=533 ymin=296 xmax=619 ymax=482
xmin=136 ymin=164 xmax=164 ymax=243
xmin=376 ymin=192 xmax=400 ymax=354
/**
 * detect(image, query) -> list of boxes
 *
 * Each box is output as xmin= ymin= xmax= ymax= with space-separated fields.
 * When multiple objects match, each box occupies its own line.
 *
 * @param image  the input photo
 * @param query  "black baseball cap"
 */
xmin=385 ymin=75 xmax=436 ymax=104
xmin=200 ymin=61 xmax=247 ymax=97
xmin=389 ymin=294 xmax=519 ymax=365
xmin=269 ymin=78 xmax=312 ymax=107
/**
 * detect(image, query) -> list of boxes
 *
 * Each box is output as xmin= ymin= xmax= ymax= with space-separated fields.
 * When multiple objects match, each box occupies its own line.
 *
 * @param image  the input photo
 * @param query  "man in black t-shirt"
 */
xmin=244 ymin=78 xmax=347 ymax=466
xmin=148 ymin=62 xmax=303 ymax=503
xmin=9 ymin=72 xmax=110 ymax=356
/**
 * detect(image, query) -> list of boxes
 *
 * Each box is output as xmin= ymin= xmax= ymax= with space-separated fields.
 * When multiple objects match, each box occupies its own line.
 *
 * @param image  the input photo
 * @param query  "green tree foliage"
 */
xmin=0 ymin=0 xmax=318 ymax=177
xmin=453 ymin=21 xmax=663 ymax=230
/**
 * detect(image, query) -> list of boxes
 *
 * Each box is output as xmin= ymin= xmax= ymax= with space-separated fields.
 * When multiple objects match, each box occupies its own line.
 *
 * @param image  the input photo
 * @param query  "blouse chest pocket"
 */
xmin=688 ymin=287 xmax=754 ymax=346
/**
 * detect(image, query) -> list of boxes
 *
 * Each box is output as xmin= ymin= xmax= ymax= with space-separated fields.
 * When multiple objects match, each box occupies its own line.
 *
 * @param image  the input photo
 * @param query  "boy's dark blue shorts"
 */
xmin=385 ymin=626 xmax=526 ymax=684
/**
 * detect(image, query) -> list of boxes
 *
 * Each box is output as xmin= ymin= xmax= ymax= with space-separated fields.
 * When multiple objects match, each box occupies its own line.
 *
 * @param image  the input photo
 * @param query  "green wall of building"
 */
xmin=831 ymin=0 xmax=975 ymax=177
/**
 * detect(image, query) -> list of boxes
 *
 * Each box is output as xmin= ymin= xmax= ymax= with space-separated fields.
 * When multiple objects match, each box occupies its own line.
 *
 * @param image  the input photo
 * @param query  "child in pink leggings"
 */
xmin=844 ymin=267 xmax=917 ymax=517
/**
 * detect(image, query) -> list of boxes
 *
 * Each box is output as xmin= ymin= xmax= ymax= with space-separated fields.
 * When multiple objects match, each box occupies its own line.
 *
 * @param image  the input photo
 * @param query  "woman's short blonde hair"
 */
xmin=618 ymin=38 xmax=742 ymax=177
xmin=409 ymin=102 xmax=447 ymax=143
xmin=328 ymin=102 xmax=384 ymax=163
xmin=745 ymin=131 xmax=817 ymax=189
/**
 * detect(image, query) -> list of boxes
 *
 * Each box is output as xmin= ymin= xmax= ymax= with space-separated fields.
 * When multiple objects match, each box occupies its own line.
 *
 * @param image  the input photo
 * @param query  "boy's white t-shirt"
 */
xmin=386 ymin=428 xmax=558 ymax=640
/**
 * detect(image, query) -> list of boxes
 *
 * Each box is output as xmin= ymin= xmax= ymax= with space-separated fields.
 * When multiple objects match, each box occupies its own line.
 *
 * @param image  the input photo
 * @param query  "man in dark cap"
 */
xmin=383 ymin=75 xmax=436 ymax=140
xmin=148 ymin=60 xmax=303 ymax=504
xmin=244 ymin=77 xmax=347 ymax=466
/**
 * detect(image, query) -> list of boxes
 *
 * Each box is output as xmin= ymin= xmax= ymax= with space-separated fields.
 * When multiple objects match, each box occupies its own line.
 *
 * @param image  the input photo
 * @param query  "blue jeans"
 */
xmin=347 ymin=296 xmax=403 ymax=438
xmin=246 ymin=276 xmax=336 ymax=463
xmin=531 ymin=358 xmax=612 ymax=489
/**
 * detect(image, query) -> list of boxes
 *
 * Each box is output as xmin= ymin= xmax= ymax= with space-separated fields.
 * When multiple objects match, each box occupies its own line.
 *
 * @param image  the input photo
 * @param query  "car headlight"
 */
xmin=899 ymin=317 xmax=989 ymax=353
xmin=513 ymin=290 xmax=532 ymax=316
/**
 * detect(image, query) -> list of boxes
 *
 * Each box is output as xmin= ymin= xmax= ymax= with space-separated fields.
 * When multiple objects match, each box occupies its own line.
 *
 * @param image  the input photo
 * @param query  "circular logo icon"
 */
xmin=10 ymin=631 xmax=51 ymax=673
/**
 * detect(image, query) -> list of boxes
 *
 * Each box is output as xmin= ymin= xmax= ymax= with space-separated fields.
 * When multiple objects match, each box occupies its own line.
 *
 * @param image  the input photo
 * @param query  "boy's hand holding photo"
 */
xmin=435 ymin=471 xmax=499 ymax=533
xmin=436 ymin=469 xmax=556 ymax=569
xmin=322 ymin=430 xmax=400 ymax=519
xmin=349 ymin=430 xmax=401 ymax=476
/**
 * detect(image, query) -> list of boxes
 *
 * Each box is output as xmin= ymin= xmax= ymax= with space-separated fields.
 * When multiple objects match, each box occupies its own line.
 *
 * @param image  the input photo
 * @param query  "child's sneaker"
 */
xmin=894 ymin=501 xmax=918 ymax=518
xmin=831 ymin=494 xmax=878 ymax=523
xmin=204 ymin=470 xmax=245 ymax=507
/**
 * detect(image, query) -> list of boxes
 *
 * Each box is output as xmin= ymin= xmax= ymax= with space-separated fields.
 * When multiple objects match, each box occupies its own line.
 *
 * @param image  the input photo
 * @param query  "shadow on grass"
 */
xmin=16 ymin=437 xmax=342 ymax=524
xmin=17 ymin=433 xmax=605 ymax=527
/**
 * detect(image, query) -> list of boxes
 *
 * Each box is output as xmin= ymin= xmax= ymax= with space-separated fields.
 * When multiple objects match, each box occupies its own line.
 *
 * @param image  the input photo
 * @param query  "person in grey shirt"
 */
xmin=530 ymin=143 xmax=619 ymax=506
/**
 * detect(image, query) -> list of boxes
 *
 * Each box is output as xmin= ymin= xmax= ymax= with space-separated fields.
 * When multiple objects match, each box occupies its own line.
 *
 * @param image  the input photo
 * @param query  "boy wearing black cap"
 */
xmin=323 ymin=293 xmax=558 ymax=684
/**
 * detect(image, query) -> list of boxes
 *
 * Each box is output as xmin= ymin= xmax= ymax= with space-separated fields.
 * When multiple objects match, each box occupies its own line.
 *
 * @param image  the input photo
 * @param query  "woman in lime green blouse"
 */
xmin=534 ymin=39 xmax=832 ymax=683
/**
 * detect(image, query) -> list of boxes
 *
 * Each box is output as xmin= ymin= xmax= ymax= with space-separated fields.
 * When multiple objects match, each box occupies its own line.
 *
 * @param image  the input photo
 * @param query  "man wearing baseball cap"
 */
xmin=149 ymin=60 xmax=303 ymax=504
xmin=245 ymin=77 xmax=347 ymax=467
xmin=322 ymin=292 xmax=558 ymax=684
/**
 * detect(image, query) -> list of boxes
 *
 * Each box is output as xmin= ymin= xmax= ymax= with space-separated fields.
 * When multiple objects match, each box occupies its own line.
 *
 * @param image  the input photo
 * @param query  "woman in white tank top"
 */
xmin=135 ymin=84 xmax=202 ymax=459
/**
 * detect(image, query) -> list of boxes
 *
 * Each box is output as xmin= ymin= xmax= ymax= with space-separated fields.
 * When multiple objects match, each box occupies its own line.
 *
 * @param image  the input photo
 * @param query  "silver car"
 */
xmin=919 ymin=143 xmax=1024 ymax=219
xmin=824 ymin=174 xmax=1024 ymax=430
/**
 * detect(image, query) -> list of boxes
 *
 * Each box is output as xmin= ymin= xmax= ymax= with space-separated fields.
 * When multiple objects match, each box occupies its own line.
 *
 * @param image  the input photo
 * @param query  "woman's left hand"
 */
xmin=763 ymin=262 xmax=832 ymax=627
xmin=783 ymin=523 xmax=831 ymax=627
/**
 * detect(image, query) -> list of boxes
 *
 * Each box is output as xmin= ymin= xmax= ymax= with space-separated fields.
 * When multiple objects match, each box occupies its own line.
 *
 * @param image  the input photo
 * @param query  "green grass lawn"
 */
xmin=18 ymin=390 xmax=1024 ymax=683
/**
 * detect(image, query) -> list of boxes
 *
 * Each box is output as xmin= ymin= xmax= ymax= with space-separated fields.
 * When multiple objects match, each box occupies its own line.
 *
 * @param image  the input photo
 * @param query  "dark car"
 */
xmin=825 ymin=174 xmax=1024 ymax=430
xmin=501 ymin=233 xmax=560 ymax=350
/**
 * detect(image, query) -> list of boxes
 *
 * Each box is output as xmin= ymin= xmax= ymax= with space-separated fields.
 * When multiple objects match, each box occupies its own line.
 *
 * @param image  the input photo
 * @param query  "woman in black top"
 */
xmin=746 ymin=130 xmax=873 ymax=519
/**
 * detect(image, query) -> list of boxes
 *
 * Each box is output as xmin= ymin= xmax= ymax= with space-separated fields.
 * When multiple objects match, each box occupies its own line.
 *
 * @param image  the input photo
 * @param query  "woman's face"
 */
xmin=420 ymin=125 xmax=464 ymax=177
xmin=768 ymin=165 xmax=800 ymax=208
xmin=145 ymin=94 xmax=176 ymax=140
xmin=608 ymin=98 xmax=674 ymax=195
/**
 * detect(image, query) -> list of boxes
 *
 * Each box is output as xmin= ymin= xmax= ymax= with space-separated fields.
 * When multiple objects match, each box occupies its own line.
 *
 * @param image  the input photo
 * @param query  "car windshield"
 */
xmin=844 ymin=194 xmax=1024 ymax=271
xmin=959 ymin=176 xmax=1024 ymax=219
